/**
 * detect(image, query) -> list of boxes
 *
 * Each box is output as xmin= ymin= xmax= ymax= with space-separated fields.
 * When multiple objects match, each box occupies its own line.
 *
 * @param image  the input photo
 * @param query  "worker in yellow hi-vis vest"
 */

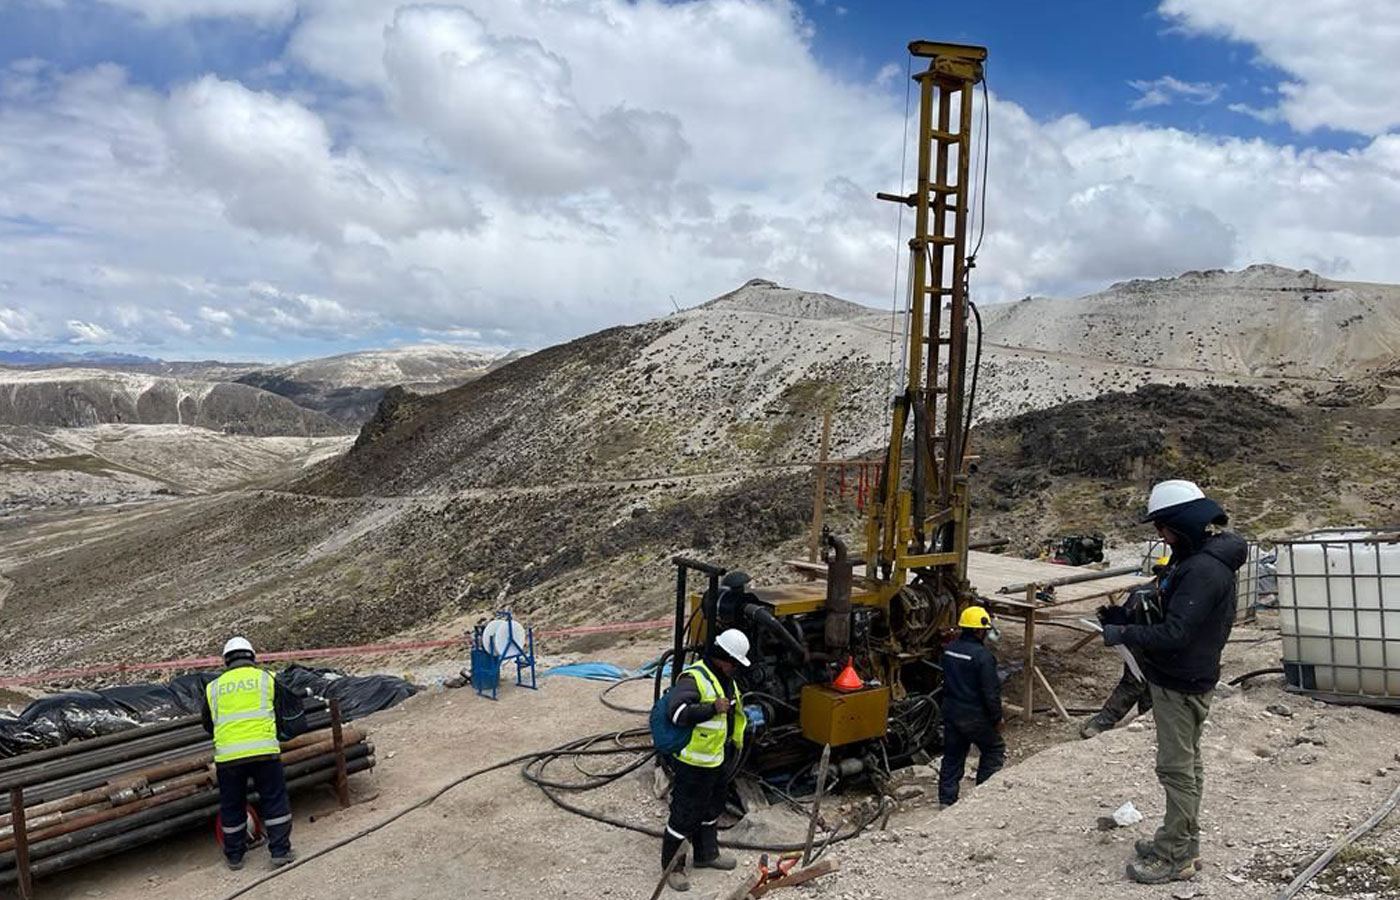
xmin=661 ymin=628 xmax=750 ymax=893
xmin=200 ymin=637 xmax=306 ymax=870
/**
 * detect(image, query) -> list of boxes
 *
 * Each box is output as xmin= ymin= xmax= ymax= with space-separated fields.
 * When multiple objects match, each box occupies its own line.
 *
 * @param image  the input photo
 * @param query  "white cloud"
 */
xmin=66 ymin=320 xmax=116 ymax=344
xmin=164 ymin=76 xmax=482 ymax=242
xmin=0 ymin=308 xmax=39 ymax=341
xmin=381 ymin=5 xmax=689 ymax=198
xmin=1 ymin=1 xmax=1399 ymax=359
xmin=1128 ymin=75 xmax=1223 ymax=110
xmin=93 ymin=0 xmax=295 ymax=24
xmin=1228 ymin=102 xmax=1283 ymax=124
xmin=1160 ymin=0 xmax=1400 ymax=135
xmin=874 ymin=62 xmax=902 ymax=88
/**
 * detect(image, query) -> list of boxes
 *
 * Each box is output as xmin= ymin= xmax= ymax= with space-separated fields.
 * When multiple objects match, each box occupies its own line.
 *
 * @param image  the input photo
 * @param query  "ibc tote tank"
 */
xmin=1277 ymin=530 xmax=1400 ymax=702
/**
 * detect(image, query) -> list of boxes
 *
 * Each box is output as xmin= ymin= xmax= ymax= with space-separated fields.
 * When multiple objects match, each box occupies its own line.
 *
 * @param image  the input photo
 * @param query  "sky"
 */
xmin=1 ymin=0 xmax=1397 ymax=361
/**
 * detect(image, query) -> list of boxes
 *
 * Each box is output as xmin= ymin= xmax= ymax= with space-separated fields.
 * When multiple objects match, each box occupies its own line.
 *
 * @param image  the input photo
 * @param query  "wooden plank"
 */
xmin=1022 ymin=584 xmax=1035 ymax=724
xmin=808 ymin=411 xmax=832 ymax=563
xmin=1034 ymin=666 xmax=1070 ymax=721
xmin=9 ymin=786 xmax=32 ymax=900
xmin=750 ymin=859 xmax=839 ymax=897
xmin=1068 ymin=630 xmax=1100 ymax=654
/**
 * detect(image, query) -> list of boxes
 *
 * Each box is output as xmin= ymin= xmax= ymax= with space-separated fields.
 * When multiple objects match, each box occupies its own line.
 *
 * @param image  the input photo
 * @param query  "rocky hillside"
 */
xmin=4 ymin=267 xmax=1399 ymax=673
xmin=235 ymin=345 xmax=523 ymax=424
xmin=306 ymin=270 xmax=1397 ymax=498
xmin=980 ymin=264 xmax=1400 ymax=381
xmin=0 ymin=425 xmax=351 ymax=510
xmin=0 ymin=369 xmax=346 ymax=436
xmin=968 ymin=384 xmax=1400 ymax=553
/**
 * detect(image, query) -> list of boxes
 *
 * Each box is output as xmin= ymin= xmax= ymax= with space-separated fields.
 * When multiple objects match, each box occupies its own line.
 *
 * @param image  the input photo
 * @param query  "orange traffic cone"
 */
xmin=833 ymin=657 xmax=863 ymax=692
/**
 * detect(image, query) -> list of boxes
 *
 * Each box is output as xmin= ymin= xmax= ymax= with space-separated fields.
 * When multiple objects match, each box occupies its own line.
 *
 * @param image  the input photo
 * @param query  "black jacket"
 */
xmin=1119 ymin=531 xmax=1248 ymax=694
xmin=200 ymin=664 xmax=308 ymax=743
xmin=940 ymin=635 xmax=1002 ymax=725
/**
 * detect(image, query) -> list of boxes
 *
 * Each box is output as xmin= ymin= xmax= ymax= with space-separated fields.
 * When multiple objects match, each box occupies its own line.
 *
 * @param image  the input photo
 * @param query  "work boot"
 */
xmin=270 ymin=851 xmax=297 ymax=869
xmin=1126 ymin=854 xmax=1196 ymax=884
xmin=666 ymin=868 xmax=691 ymax=892
xmin=1079 ymin=718 xmax=1110 ymax=739
xmin=225 ymin=856 xmax=245 ymax=872
xmin=1135 ymin=839 xmax=1202 ymax=869
xmin=694 ymin=851 xmax=738 ymax=870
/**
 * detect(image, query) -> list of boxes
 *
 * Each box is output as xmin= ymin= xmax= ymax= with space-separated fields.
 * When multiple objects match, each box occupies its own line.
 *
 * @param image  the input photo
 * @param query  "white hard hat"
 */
xmin=222 ymin=636 xmax=255 ymax=660
xmin=1142 ymin=479 xmax=1205 ymax=523
xmin=714 ymin=629 xmax=751 ymax=668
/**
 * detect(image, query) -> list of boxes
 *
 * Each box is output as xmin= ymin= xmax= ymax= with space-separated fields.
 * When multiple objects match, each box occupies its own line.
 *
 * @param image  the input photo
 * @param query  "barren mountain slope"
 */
xmin=0 ymin=369 xmax=346 ymax=435
xmin=305 ymin=271 xmax=1393 ymax=499
xmin=3 ymin=384 xmax=1395 ymax=675
xmin=0 ymin=425 xmax=352 ymax=509
xmin=5 ymin=269 xmax=1399 ymax=674
xmin=967 ymin=384 xmax=1400 ymax=552
xmin=235 ymin=345 xmax=524 ymax=424
xmin=979 ymin=264 xmax=1400 ymax=380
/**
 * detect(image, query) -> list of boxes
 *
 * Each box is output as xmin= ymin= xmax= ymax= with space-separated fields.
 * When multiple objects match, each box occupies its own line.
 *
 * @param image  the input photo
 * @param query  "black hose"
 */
xmin=522 ymin=733 xmax=882 ymax=851
xmin=599 ymin=676 xmax=653 ymax=715
xmin=961 ymin=299 xmax=983 ymax=466
xmin=1229 ymin=667 xmax=1285 ymax=686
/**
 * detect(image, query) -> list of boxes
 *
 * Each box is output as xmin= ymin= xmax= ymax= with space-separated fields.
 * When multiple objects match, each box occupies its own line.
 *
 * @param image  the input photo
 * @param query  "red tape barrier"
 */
xmin=0 ymin=617 xmax=674 ymax=687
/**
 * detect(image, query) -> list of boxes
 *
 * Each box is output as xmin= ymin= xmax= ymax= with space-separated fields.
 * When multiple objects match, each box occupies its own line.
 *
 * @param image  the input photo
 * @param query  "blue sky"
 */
xmin=0 ymin=0 xmax=1396 ymax=362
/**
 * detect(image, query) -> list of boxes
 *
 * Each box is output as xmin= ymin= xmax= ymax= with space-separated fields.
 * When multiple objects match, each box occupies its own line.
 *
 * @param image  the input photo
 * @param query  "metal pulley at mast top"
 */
xmin=870 ymin=41 xmax=987 ymax=604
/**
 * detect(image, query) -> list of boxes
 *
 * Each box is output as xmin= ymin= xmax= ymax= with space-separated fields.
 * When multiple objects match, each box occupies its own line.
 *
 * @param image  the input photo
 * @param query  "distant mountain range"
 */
xmin=0 ymin=349 xmax=163 ymax=366
xmin=0 ymin=345 xmax=527 ymax=426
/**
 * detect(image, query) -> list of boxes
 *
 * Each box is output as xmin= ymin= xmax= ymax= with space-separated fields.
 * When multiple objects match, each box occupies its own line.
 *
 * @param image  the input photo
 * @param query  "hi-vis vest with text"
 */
xmin=677 ymin=661 xmax=746 ymax=768
xmin=206 ymin=667 xmax=280 ymax=764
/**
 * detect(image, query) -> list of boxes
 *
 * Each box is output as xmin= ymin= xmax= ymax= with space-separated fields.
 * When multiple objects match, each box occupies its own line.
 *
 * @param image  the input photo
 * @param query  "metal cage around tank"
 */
xmin=1275 ymin=528 xmax=1400 ymax=706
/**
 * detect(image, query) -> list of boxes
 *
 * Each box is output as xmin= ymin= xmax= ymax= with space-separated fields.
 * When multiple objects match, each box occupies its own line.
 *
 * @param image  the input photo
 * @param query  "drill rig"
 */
xmin=662 ymin=41 xmax=989 ymax=774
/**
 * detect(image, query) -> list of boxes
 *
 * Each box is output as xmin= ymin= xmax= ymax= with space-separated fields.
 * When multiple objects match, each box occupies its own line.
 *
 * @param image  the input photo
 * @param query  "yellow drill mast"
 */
xmin=868 ymin=42 xmax=986 ymax=620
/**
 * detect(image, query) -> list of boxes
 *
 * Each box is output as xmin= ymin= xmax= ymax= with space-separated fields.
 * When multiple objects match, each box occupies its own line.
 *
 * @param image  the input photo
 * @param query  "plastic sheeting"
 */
xmin=543 ymin=662 xmax=631 ymax=681
xmin=275 ymin=665 xmax=417 ymax=721
xmin=0 ymin=665 xmax=416 ymax=758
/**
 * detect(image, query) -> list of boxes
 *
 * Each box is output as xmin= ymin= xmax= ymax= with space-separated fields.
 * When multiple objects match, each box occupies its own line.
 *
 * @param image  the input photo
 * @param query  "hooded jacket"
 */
xmin=1117 ymin=498 xmax=1249 ymax=694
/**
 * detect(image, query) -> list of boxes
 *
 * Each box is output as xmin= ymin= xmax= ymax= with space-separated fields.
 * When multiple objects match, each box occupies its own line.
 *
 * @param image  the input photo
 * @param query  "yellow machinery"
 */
xmin=664 ymin=41 xmax=988 ymax=773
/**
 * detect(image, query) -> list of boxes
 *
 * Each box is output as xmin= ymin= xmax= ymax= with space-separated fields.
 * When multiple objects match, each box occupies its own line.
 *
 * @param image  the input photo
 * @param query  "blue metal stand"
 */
xmin=471 ymin=611 xmax=537 ymax=700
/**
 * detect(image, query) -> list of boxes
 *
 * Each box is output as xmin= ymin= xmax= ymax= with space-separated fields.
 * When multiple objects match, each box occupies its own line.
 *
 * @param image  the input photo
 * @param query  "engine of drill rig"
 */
xmin=681 ymin=536 xmax=957 ymax=778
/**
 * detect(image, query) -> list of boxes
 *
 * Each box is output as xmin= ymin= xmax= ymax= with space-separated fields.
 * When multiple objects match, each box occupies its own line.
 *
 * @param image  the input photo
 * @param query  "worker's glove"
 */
xmin=1102 ymin=625 xmax=1127 ymax=647
xmin=1096 ymin=604 xmax=1130 ymax=627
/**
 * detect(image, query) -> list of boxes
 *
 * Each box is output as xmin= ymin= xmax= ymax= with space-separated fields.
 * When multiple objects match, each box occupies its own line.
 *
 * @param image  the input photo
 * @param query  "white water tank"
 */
xmin=1277 ymin=531 xmax=1400 ymax=701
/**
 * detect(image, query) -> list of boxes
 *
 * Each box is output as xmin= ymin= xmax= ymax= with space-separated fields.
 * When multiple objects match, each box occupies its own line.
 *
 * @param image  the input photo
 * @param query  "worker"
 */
xmin=1101 ymin=480 xmax=1246 ymax=885
xmin=201 ymin=637 xmax=307 ymax=871
xmin=937 ymin=606 xmax=1005 ymax=807
xmin=1079 ymin=561 xmax=1168 ymax=738
xmin=661 ymin=628 xmax=751 ymax=893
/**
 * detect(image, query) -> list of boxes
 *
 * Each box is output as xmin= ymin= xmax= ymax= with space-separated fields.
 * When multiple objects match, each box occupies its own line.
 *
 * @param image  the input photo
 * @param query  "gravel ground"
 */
xmin=18 ymin=624 xmax=1400 ymax=900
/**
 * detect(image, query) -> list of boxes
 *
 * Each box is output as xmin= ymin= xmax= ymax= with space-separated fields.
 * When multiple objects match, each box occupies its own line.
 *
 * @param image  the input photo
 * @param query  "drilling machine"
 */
xmin=661 ymin=41 xmax=989 ymax=777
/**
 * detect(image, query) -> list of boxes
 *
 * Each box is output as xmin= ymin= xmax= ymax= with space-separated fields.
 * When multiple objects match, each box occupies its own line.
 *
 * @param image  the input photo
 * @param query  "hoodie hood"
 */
xmin=1202 ymin=531 xmax=1249 ymax=572
xmin=1156 ymin=496 xmax=1229 ymax=556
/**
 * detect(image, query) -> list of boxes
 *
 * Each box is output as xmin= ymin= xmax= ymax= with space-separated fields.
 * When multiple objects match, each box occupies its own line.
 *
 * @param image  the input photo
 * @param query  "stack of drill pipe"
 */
xmin=0 ymin=715 xmax=373 ymax=887
xmin=0 ymin=706 xmax=331 ymax=815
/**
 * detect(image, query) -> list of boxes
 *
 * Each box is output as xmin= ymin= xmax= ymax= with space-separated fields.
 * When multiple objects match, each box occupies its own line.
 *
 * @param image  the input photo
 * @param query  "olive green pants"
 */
xmin=1148 ymin=683 xmax=1212 ymax=864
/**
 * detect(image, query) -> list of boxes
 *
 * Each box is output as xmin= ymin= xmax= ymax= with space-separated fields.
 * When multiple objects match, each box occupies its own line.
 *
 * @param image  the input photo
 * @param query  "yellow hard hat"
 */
xmin=958 ymin=606 xmax=993 ymax=629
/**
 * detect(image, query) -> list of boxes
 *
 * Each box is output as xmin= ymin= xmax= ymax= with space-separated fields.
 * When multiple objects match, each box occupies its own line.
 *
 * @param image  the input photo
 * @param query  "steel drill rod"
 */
xmin=0 ymin=785 xmax=203 ymax=854
xmin=0 ymin=726 xmax=211 ymax=794
xmin=2 ymin=726 xmax=353 ymax=823
xmin=0 ymin=712 xmax=332 ymax=811
xmin=0 ymin=716 xmax=200 ymax=774
xmin=996 ymin=564 xmax=1144 ymax=594
xmin=0 ymin=755 xmax=375 ymax=887
xmin=0 ymin=744 xmax=372 ymax=872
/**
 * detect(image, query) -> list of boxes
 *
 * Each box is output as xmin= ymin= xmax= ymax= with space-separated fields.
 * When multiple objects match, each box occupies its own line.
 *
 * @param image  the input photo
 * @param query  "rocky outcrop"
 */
xmin=0 ymin=370 xmax=346 ymax=436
